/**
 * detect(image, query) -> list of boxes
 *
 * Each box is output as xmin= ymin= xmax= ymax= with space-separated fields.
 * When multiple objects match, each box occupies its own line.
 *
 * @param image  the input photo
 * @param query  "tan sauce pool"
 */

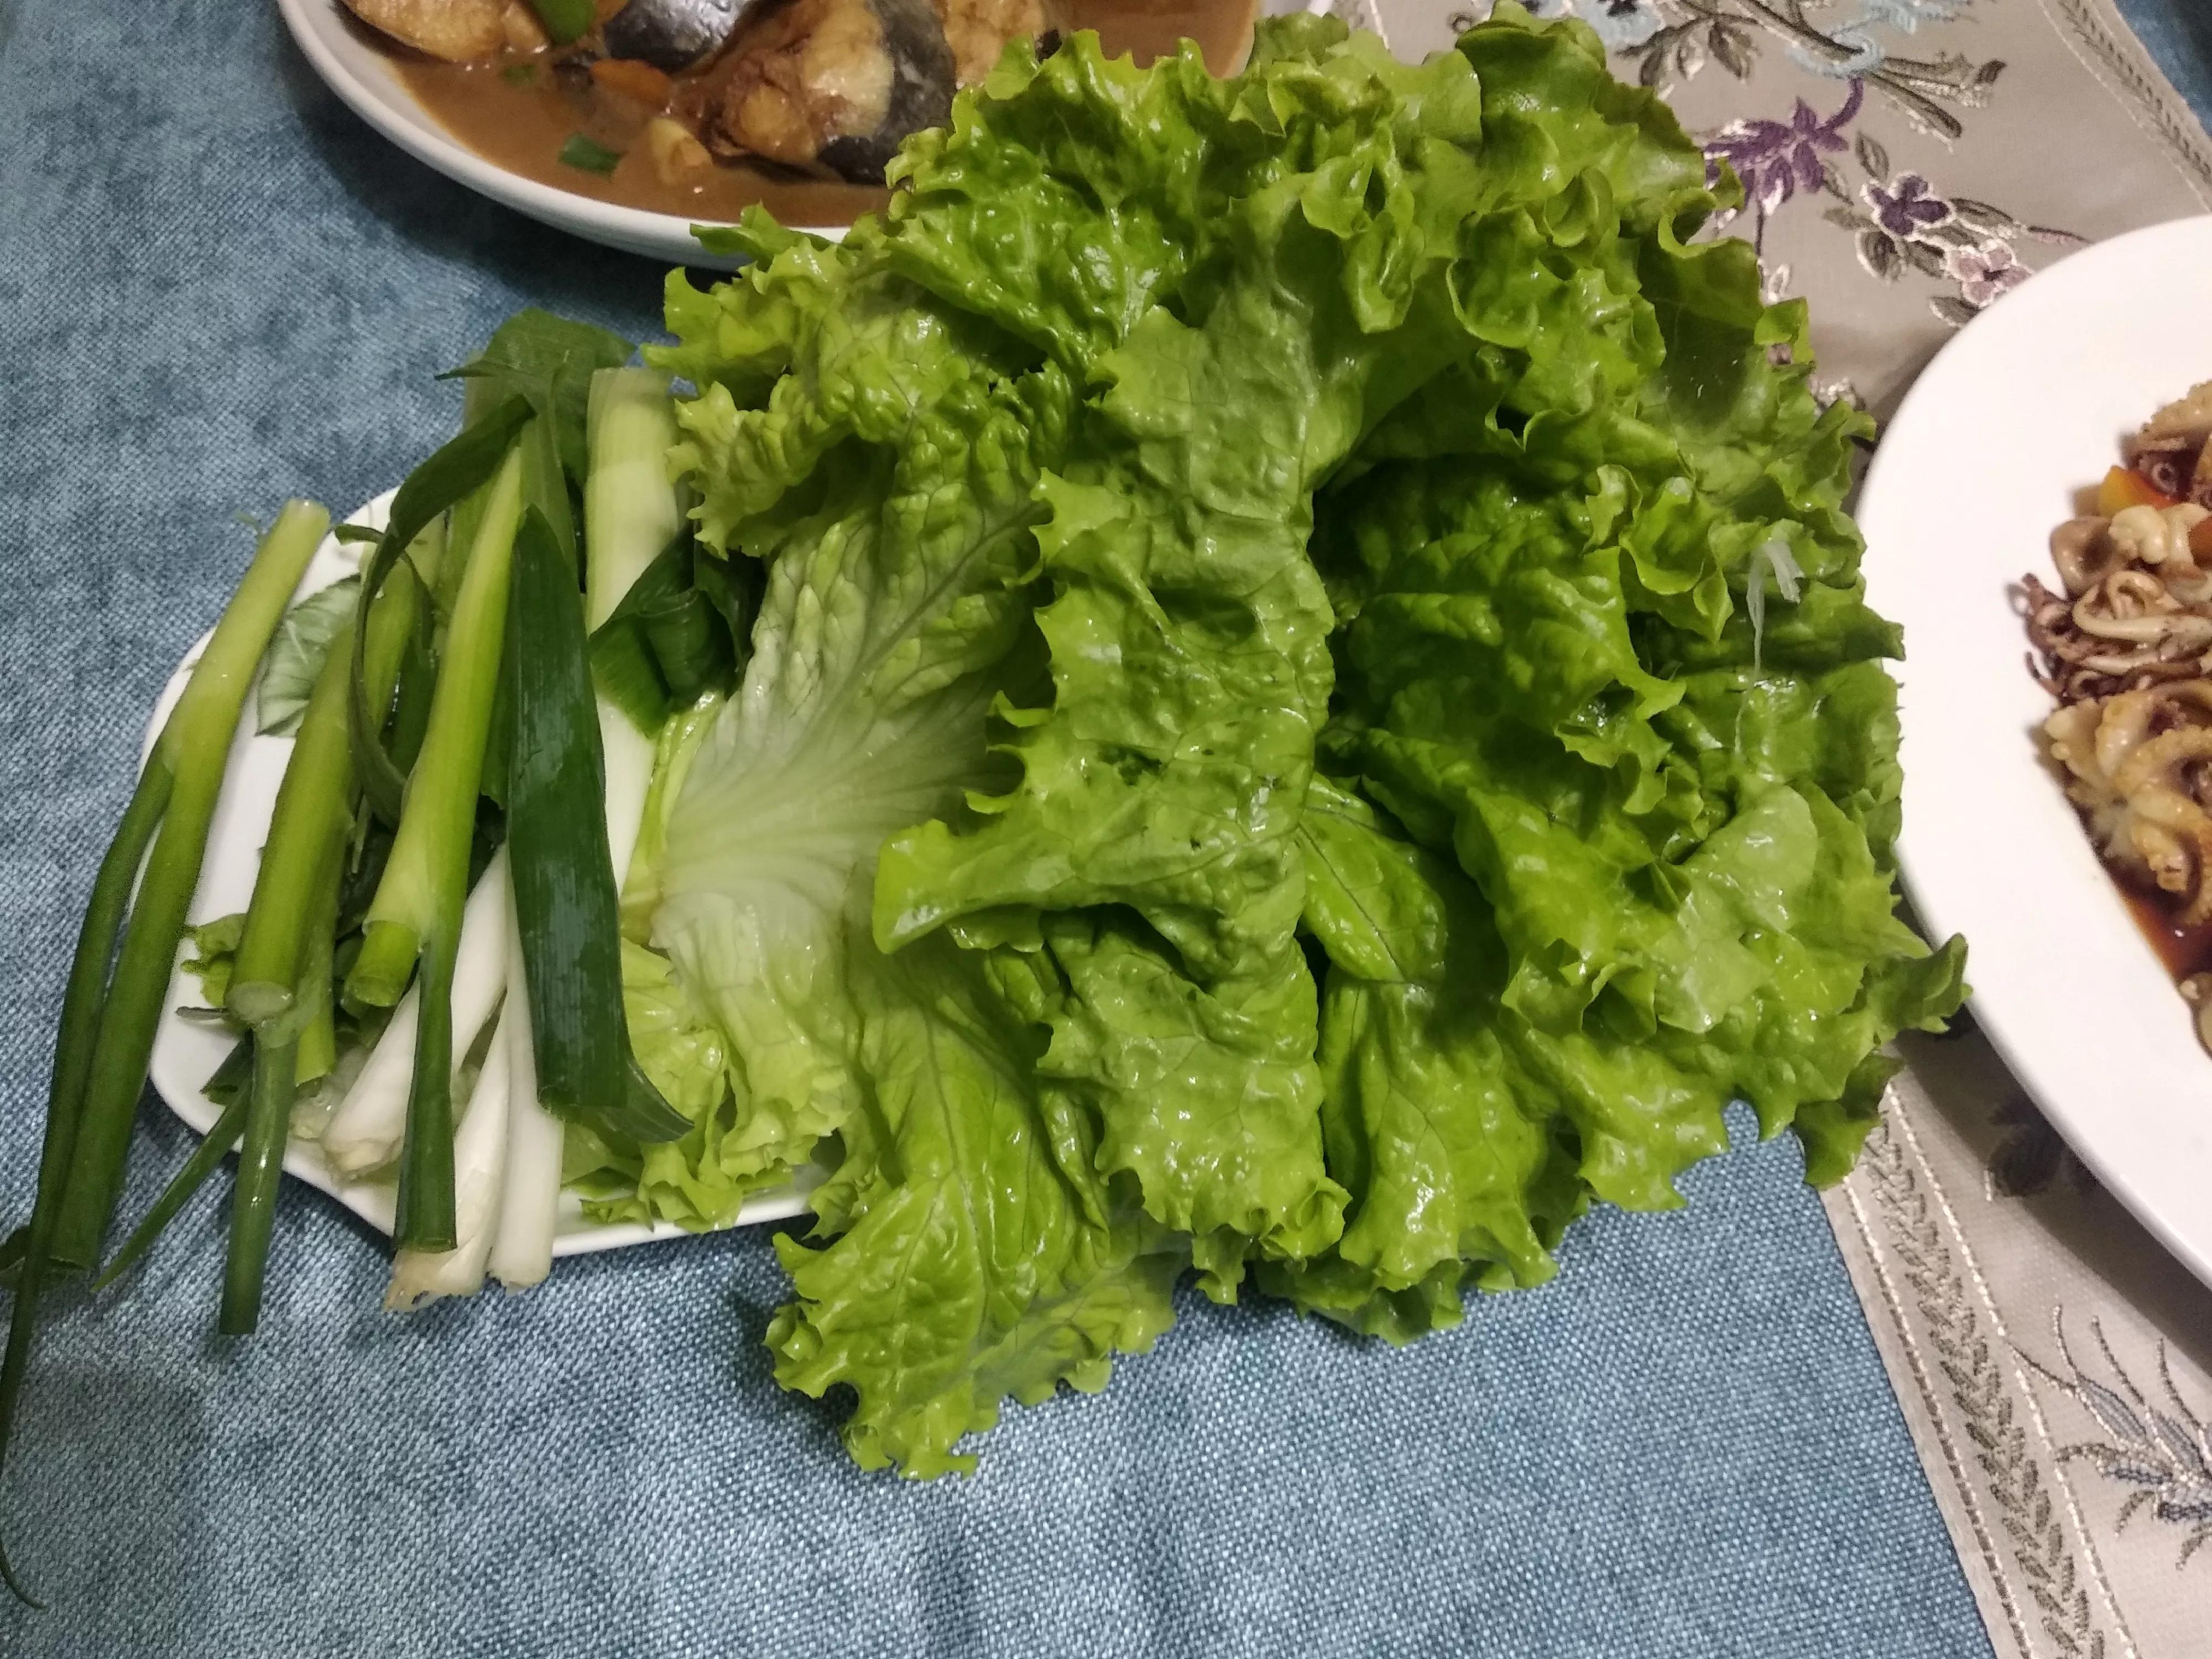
xmin=388 ymin=0 xmax=1259 ymax=228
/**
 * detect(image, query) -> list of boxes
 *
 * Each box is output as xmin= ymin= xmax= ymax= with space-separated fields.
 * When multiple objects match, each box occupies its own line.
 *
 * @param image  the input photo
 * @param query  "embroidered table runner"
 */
xmin=1376 ymin=4 xmax=2212 ymax=1653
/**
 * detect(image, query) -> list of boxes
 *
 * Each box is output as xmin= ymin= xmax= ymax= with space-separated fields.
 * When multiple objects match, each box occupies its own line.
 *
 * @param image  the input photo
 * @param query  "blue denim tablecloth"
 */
xmin=0 ymin=3 xmax=2204 ymax=1655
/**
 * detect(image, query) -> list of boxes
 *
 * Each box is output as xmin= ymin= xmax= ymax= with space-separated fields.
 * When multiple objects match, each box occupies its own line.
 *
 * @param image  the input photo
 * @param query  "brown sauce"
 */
xmin=385 ymin=1 xmax=1259 ymax=229
xmin=2124 ymin=887 xmax=2212 ymax=981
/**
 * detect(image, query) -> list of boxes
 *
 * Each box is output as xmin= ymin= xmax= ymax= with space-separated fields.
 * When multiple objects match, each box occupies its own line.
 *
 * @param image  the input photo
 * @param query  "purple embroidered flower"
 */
xmin=1949 ymin=243 xmax=2027 ymax=307
xmin=1704 ymin=80 xmax=1864 ymax=216
xmin=1862 ymin=173 xmax=1953 ymax=238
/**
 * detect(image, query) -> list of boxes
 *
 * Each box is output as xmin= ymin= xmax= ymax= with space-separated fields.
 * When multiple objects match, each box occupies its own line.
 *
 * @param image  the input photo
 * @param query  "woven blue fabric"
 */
xmin=2 ymin=2 xmax=2197 ymax=1652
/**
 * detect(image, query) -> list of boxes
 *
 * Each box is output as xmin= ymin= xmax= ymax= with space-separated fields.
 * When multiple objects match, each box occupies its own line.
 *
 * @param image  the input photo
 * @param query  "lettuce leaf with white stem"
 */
xmin=620 ymin=228 xmax=1072 ymax=1209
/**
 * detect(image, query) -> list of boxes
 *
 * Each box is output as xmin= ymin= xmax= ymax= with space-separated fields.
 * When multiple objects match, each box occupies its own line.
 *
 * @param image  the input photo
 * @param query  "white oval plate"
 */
xmin=1861 ymin=213 xmax=2212 ymax=1290
xmin=276 ymin=0 xmax=1324 ymax=267
xmin=146 ymin=491 xmax=813 ymax=1254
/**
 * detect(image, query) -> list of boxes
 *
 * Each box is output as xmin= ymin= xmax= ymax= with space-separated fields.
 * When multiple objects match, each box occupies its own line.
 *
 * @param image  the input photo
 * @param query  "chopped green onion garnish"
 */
xmin=558 ymin=134 xmax=623 ymax=176
xmin=528 ymin=0 xmax=597 ymax=45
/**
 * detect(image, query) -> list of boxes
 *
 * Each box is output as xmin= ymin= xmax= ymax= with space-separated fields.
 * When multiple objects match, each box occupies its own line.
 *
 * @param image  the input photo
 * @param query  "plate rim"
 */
xmin=1861 ymin=211 xmax=2212 ymax=1291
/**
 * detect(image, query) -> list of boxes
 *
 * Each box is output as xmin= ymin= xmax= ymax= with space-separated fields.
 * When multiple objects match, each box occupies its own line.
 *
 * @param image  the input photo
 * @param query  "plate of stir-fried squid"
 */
xmin=1862 ymin=213 xmax=2212 ymax=1291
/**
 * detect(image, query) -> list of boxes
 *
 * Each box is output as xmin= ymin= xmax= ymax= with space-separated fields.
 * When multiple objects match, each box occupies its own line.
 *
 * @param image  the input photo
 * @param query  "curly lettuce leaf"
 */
xmin=630 ymin=231 xmax=1070 ymax=1197
xmin=1270 ymin=769 xmax=1959 ymax=1340
xmin=634 ymin=171 xmax=1202 ymax=1463
xmin=626 ymin=1 xmax=1966 ymax=1471
xmin=869 ymin=25 xmax=1516 ymax=1287
xmin=769 ymin=936 xmax=1183 ymax=1476
xmin=568 ymin=940 xmax=806 ymax=1232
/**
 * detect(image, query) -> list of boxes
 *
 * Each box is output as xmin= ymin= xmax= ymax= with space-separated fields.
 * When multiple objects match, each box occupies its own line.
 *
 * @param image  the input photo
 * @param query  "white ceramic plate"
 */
xmin=276 ymin=0 xmax=1326 ymax=267
xmin=1861 ymin=213 xmax=2212 ymax=1290
xmin=146 ymin=491 xmax=813 ymax=1254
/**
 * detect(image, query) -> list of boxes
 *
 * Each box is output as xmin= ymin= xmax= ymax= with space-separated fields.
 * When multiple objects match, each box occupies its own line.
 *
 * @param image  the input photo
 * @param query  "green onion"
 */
xmin=0 ymin=732 xmax=174 ymax=1606
xmin=380 ymin=619 xmax=440 ymax=795
xmin=462 ymin=311 xmax=633 ymax=487
xmin=220 ymin=821 xmax=345 ymax=1333
xmin=201 ymin=1034 xmax=255 ymax=1107
xmin=218 ymin=1031 xmax=299 ymax=1337
xmin=51 ymin=502 xmax=329 ymax=1271
xmin=558 ymin=134 xmax=624 ymax=176
xmin=585 ymin=368 xmax=684 ymax=632
xmin=351 ymin=447 xmax=525 ymax=1249
xmin=321 ymin=848 xmax=510 ymax=1180
xmin=365 ymin=518 xmax=444 ymax=739
xmin=349 ymin=448 xmax=523 ymax=1011
xmin=505 ymin=508 xmax=687 ymax=1144
xmin=296 ymin=982 xmax=337 ymax=1088
xmin=587 ymin=536 xmax=738 ymax=733
xmin=351 ymin=397 xmax=532 ymax=826
xmin=227 ymin=619 xmax=358 ymax=1026
xmin=89 ymin=1093 xmax=247 ymax=1292
xmin=2 ymin=503 xmax=325 ymax=1604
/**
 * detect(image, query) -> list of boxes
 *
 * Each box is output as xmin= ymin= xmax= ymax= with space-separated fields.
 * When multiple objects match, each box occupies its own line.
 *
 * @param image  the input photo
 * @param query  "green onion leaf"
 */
xmin=585 ymin=534 xmax=737 ymax=731
xmin=693 ymin=545 xmax=761 ymax=670
xmin=506 ymin=509 xmax=686 ymax=1144
xmin=231 ymin=620 xmax=358 ymax=1025
xmin=91 ymin=1091 xmax=248 ymax=1293
xmin=54 ymin=500 xmax=328 ymax=1271
xmin=362 ymin=445 xmax=526 ymax=1249
xmin=558 ymin=133 xmax=624 ymax=176
xmin=201 ymin=1033 xmax=254 ymax=1107
xmin=219 ymin=1031 xmax=299 ymax=1335
xmin=0 ymin=745 xmax=172 ymax=1606
xmin=349 ymin=395 xmax=533 ymax=826
xmin=332 ymin=523 xmax=381 ymax=544
xmin=444 ymin=311 xmax=633 ymax=502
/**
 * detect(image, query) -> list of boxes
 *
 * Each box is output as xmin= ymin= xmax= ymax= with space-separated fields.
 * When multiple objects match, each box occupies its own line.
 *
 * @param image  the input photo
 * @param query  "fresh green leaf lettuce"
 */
xmin=609 ymin=3 xmax=1964 ymax=1473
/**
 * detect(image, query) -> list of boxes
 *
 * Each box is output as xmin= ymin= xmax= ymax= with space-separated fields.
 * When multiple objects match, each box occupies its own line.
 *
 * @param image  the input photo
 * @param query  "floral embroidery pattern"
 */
xmin=1452 ymin=6 xmax=2079 ymax=334
xmin=1701 ymin=85 xmax=2083 ymax=329
xmin=2022 ymin=1312 xmax=2212 ymax=1568
xmin=1814 ymin=130 xmax=2083 ymax=327
xmin=1949 ymin=243 xmax=2026 ymax=307
xmin=1863 ymin=170 xmax=1949 ymax=237
xmin=1619 ymin=0 xmax=2002 ymax=139
xmin=1704 ymin=77 xmax=1861 ymax=217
